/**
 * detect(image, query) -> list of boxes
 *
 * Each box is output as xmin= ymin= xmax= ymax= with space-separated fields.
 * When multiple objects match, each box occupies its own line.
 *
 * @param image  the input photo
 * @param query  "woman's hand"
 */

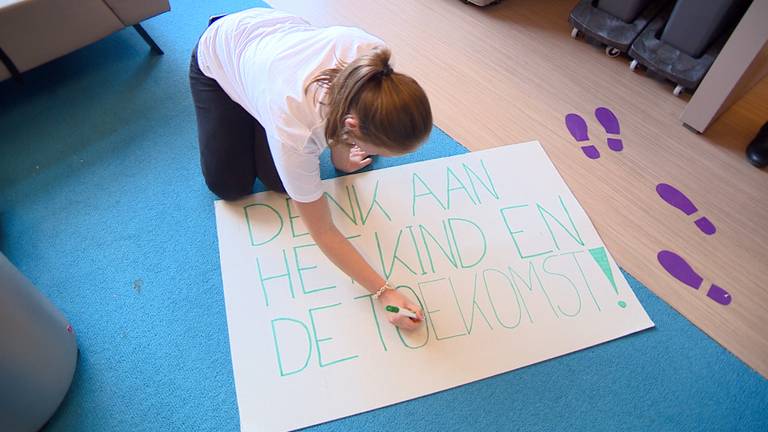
xmin=332 ymin=144 xmax=373 ymax=173
xmin=293 ymin=197 xmax=424 ymax=331
xmin=378 ymin=289 xmax=424 ymax=331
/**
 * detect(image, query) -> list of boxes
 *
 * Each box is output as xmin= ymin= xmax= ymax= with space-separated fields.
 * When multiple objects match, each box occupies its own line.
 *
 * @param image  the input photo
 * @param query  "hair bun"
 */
xmin=370 ymin=47 xmax=393 ymax=78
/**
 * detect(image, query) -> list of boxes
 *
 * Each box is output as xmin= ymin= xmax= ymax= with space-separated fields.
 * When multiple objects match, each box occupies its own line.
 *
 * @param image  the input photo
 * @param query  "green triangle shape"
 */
xmin=589 ymin=247 xmax=617 ymax=295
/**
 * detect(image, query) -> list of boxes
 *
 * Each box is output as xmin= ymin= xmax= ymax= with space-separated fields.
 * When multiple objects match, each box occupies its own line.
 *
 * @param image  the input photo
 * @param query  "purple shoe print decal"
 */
xmin=657 ymin=250 xmax=732 ymax=306
xmin=595 ymin=107 xmax=623 ymax=152
xmin=656 ymin=183 xmax=716 ymax=235
xmin=595 ymin=107 xmax=624 ymax=151
xmin=565 ymin=113 xmax=600 ymax=159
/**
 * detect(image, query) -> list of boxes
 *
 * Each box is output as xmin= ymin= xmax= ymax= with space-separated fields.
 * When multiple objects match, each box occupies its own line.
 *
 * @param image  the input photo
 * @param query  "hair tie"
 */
xmin=379 ymin=64 xmax=393 ymax=78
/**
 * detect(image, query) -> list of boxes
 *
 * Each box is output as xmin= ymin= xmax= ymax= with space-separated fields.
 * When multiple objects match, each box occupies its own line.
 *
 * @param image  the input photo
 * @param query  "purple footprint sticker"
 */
xmin=565 ymin=113 xmax=600 ymax=159
xmin=656 ymin=183 xmax=716 ymax=235
xmin=657 ymin=250 xmax=732 ymax=305
xmin=595 ymin=107 xmax=623 ymax=152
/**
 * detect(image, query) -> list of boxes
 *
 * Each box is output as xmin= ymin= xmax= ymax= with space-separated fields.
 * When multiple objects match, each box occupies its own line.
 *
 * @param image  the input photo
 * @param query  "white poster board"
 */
xmin=214 ymin=141 xmax=654 ymax=432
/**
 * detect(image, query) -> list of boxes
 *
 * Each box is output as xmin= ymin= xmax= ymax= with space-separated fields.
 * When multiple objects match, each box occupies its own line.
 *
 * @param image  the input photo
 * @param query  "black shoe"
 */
xmin=746 ymin=122 xmax=768 ymax=168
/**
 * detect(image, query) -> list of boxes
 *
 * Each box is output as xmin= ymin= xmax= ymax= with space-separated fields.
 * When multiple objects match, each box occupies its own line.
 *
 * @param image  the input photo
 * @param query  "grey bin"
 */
xmin=661 ymin=0 xmax=753 ymax=58
xmin=598 ymin=0 xmax=656 ymax=23
xmin=0 ymin=253 xmax=77 ymax=432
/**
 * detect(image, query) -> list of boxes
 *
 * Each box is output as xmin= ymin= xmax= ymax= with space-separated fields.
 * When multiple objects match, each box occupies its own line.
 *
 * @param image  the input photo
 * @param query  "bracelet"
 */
xmin=372 ymin=281 xmax=393 ymax=299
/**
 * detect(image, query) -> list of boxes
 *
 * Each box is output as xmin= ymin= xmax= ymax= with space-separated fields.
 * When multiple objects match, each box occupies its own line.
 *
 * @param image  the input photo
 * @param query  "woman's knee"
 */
xmin=204 ymin=176 xmax=252 ymax=201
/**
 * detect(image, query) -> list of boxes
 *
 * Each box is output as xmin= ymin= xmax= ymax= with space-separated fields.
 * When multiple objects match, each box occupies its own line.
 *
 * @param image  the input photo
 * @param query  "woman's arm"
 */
xmin=294 ymin=196 xmax=423 ymax=330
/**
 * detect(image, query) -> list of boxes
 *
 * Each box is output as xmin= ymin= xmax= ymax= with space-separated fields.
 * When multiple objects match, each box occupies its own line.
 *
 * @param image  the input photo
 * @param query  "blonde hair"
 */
xmin=306 ymin=47 xmax=432 ymax=153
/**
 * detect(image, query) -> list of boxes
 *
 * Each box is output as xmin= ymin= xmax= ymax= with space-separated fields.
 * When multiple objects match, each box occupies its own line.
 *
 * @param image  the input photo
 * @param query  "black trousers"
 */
xmin=189 ymin=39 xmax=286 ymax=201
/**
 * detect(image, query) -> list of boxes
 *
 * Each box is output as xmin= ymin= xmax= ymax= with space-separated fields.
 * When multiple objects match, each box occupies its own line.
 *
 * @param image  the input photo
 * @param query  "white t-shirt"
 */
xmin=196 ymin=8 xmax=385 ymax=202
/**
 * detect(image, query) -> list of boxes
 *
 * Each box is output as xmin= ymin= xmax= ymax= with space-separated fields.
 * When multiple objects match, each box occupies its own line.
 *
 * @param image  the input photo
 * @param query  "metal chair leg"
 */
xmin=0 ymin=46 xmax=23 ymax=83
xmin=132 ymin=23 xmax=163 ymax=55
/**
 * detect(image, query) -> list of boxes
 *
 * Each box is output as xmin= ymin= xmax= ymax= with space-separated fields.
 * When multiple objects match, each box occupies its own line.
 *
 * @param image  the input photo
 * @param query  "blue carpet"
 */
xmin=0 ymin=1 xmax=765 ymax=431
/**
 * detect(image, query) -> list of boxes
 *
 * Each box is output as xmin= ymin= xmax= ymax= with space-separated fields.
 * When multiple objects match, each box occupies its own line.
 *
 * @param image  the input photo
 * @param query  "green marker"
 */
xmin=385 ymin=305 xmax=418 ymax=320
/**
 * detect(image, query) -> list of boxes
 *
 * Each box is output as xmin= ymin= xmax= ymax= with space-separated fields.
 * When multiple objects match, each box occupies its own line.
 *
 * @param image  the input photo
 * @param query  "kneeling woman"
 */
xmin=190 ymin=8 xmax=433 ymax=329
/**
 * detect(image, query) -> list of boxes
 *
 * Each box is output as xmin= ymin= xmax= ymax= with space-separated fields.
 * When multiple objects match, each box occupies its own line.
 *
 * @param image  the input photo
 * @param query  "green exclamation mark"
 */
xmin=589 ymin=247 xmax=626 ymax=308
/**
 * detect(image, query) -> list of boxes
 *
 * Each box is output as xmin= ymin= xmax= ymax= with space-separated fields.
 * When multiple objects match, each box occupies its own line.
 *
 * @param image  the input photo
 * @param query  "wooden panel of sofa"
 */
xmin=0 ymin=0 xmax=122 ymax=80
xmin=103 ymin=0 xmax=170 ymax=26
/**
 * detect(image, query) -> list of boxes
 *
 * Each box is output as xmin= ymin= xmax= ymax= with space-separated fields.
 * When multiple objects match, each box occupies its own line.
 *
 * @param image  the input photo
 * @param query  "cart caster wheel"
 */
xmin=571 ymin=28 xmax=579 ymax=39
xmin=629 ymin=59 xmax=639 ymax=72
xmin=605 ymin=46 xmax=621 ymax=57
xmin=673 ymin=85 xmax=685 ymax=97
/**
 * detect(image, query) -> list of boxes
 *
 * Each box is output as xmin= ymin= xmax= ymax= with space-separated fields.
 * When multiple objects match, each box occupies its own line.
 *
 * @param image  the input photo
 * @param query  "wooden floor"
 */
xmin=267 ymin=0 xmax=768 ymax=377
